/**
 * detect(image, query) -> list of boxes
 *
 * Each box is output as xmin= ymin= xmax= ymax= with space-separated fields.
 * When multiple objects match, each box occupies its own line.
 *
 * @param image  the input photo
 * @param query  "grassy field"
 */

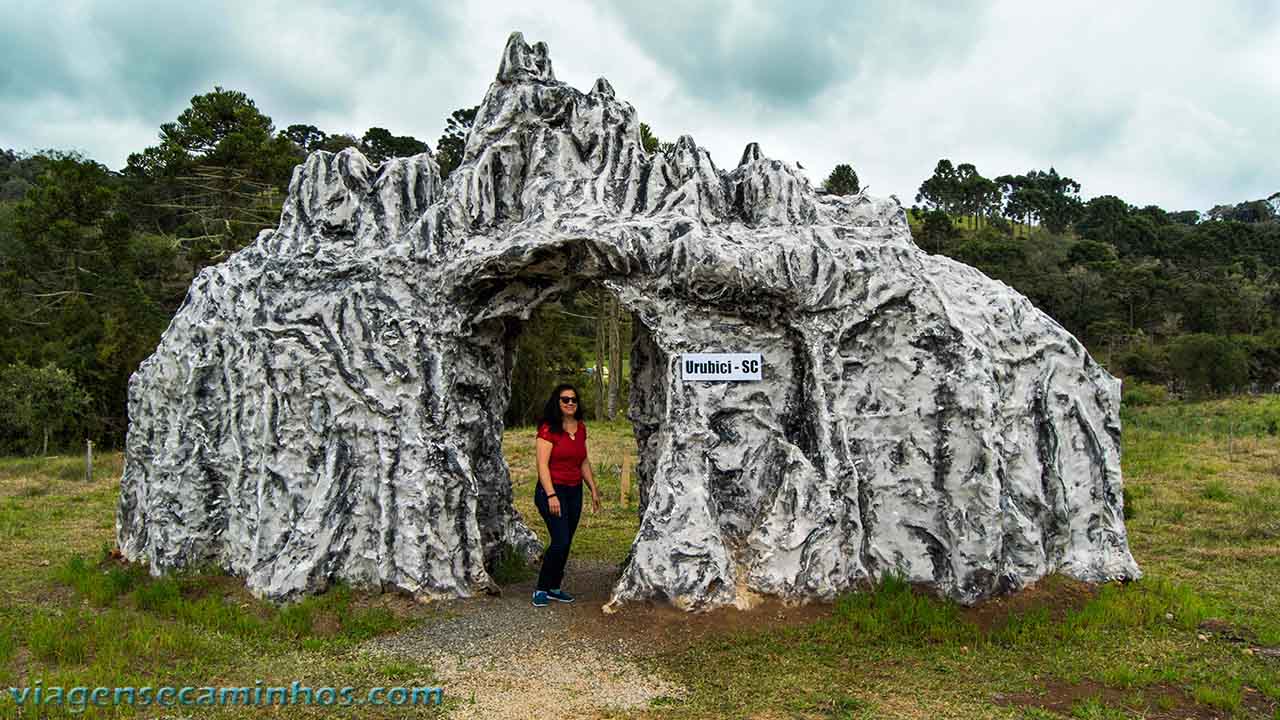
xmin=629 ymin=397 xmax=1280 ymax=719
xmin=0 ymin=399 xmax=1277 ymax=718
xmin=0 ymin=454 xmax=444 ymax=719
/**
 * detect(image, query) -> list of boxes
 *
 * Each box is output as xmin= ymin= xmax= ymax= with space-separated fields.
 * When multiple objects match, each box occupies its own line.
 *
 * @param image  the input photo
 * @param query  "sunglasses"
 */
xmin=558 ymin=396 xmax=578 ymax=404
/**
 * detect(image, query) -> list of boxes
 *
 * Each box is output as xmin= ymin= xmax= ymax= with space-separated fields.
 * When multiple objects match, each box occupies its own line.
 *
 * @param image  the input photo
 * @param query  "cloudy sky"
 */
xmin=2 ymin=0 xmax=1277 ymax=212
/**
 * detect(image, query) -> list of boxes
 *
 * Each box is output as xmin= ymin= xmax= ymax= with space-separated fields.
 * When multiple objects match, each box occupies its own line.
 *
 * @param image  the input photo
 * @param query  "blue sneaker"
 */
xmin=531 ymin=590 xmax=549 ymax=607
xmin=546 ymin=588 xmax=574 ymax=603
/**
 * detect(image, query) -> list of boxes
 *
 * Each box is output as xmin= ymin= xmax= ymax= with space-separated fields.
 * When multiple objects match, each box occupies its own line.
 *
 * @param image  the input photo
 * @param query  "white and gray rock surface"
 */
xmin=116 ymin=32 xmax=1140 ymax=611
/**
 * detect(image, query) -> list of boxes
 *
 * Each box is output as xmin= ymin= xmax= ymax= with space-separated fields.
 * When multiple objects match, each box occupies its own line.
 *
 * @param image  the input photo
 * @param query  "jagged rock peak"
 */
xmin=591 ymin=77 xmax=615 ymax=98
xmin=674 ymin=134 xmax=699 ymax=153
xmin=446 ymin=33 xmax=840 ymax=232
xmin=497 ymin=31 xmax=555 ymax=83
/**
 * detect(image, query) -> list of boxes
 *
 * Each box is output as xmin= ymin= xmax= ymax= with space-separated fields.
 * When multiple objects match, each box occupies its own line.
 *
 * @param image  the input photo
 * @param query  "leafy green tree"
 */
xmin=954 ymin=163 xmax=984 ymax=225
xmin=319 ymin=133 xmax=360 ymax=153
xmin=1234 ymin=330 xmax=1280 ymax=387
xmin=504 ymin=302 xmax=586 ymax=427
xmin=1228 ymin=274 xmax=1270 ymax=334
xmin=1067 ymin=239 xmax=1118 ymax=265
xmin=916 ymin=159 xmax=959 ymax=214
xmin=127 ymin=86 xmax=300 ymax=187
xmin=436 ymin=106 xmax=479 ymax=181
xmin=1208 ymin=199 xmax=1276 ymax=224
xmin=636 ymin=122 xmax=674 ymax=155
xmin=920 ymin=161 xmax=1001 ymax=229
xmin=2 ymin=152 xmax=174 ymax=445
xmin=1135 ymin=205 xmax=1170 ymax=225
xmin=360 ymin=127 xmax=429 ymax=164
xmin=8 ymin=153 xmax=125 ymax=314
xmin=0 ymin=362 xmax=92 ymax=455
xmin=996 ymin=168 xmax=1082 ymax=233
xmin=996 ymin=173 xmax=1035 ymax=228
xmin=1076 ymin=195 xmax=1130 ymax=243
xmin=919 ymin=208 xmax=958 ymax=252
xmin=1117 ymin=343 xmax=1168 ymax=384
xmin=1109 ymin=260 xmax=1164 ymax=330
xmin=639 ymin=123 xmax=661 ymax=154
xmin=952 ymin=227 xmax=1028 ymax=284
xmin=1168 ymin=334 xmax=1249 ymax=396
xmin=1 ymin=149 xmax=51 ymax=201
xmin=1112 ymin=214 xmax=1161 ymax=257
xmin=1030 ymin=169 xmax=1083 ymax=233
xmin=124 ymin=87 xmax=301 ymax=260
xmin=1181 ymin=281 xmax=1235 ymax=334
xmin=822 ymin=164 xmax=860 ymax=195
xmin=283 ymin=124 xmax=327 ymax=153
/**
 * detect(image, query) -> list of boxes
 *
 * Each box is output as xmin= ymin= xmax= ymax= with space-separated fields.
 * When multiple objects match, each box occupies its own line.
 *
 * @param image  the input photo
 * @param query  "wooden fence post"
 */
xmin=85 ymin=440 xmax=93 ymax=483
xmin=619 ymin=455 xmax=632 ymax=507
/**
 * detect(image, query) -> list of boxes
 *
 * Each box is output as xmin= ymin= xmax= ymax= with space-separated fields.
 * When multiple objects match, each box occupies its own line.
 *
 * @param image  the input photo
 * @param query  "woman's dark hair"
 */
xmin=541 ymin=383 xmax=583 ymax=434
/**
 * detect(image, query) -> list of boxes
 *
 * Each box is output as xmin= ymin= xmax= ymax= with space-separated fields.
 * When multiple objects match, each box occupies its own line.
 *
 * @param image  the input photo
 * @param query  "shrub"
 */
xmin=1066 ymin=239 xmax=1118 ymax=265
xmin=1122 ymin=486 xmax=1137 ymax=520
xmin=1200 ymin=480 xmax=1232 ymax=502
xmin=1167 ymin=334 xmax=1249 ymax=396
xmin=1122 ymin=381 xmax=1168 ymax=407
xmin=1233 ymin=330 xmax=1280 ymax=387
xmin=0 ymin=362 xmax=92 ymax=455
xmin=489 ymin=544 xmax=535 ymax=584
xmin=1117 ymin=345 xmax=1168 ymax=384
xmin=954 ymin=230 xmax=1026 ymax=270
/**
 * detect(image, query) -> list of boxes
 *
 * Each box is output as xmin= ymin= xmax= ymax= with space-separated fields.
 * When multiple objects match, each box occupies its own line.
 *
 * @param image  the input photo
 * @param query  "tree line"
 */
xmin=0 ymin=87 xmax=639 ymax=453
xmin=896 ymin=159 xmax=1280 ymax=400
xmin=0 ymin=88 xmax=484 ymax=454
xmin=2 ymin=85 xmax=1278 ymax=453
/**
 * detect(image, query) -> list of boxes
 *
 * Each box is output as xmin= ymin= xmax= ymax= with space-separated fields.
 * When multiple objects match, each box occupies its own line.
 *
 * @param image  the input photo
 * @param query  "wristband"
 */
xmin=546 ymin=493 xmax=557 ymax=499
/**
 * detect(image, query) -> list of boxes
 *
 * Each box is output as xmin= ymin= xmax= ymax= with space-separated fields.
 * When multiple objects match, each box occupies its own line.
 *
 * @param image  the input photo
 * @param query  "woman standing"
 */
xmin=532 ymin=383 xmax=602 ymax=607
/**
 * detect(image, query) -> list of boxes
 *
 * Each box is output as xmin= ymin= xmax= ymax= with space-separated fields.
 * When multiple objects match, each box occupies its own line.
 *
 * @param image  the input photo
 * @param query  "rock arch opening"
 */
xmin=457 ymin=241 xmax=670 ymax=606
xmin=116 ymin=31 xmax=1139 ymax=613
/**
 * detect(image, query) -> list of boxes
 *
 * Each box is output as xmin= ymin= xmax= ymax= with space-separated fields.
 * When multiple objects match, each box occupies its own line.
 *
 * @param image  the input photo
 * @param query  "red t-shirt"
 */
xmin=537 ymin=421 xmax=587 ymax=486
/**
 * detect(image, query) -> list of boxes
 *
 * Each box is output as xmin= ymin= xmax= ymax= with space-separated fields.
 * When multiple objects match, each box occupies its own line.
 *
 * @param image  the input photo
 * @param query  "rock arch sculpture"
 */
xmin=117 ymin=32 xmax=1140 ymax=612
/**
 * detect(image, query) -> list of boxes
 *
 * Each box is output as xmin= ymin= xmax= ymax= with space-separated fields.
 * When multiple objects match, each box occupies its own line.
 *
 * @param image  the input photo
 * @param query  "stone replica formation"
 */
xmin=117 ymin=33 xmax=1140 ymax=612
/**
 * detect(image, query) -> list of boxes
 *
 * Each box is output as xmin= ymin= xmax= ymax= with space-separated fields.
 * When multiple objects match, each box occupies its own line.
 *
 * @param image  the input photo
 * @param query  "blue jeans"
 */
xmin=534 ymin=482 xmax=583 ymax=591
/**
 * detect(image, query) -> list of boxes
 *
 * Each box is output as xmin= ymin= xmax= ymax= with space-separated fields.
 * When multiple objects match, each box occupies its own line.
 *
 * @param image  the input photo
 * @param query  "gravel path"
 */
xmin=364 ymin=559 xmax=686 ymax=719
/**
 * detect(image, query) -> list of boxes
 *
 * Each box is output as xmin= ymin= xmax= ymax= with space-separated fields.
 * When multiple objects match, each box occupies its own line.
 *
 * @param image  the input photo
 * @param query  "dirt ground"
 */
xmin=364 ymin=559 xmax=836 ymax=719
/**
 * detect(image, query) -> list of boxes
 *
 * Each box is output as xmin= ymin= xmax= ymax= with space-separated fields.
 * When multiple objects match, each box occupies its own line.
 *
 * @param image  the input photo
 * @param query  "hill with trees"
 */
xmin=0 ymin=90 xmax=1276 ymax=453
xmin=907 ymin=158 xmax=1279 ymax=401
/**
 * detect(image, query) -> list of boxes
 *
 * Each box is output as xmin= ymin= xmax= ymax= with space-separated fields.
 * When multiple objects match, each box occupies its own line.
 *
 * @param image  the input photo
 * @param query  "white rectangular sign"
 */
xmin=681 ymin=353 xmax=763 ymax=382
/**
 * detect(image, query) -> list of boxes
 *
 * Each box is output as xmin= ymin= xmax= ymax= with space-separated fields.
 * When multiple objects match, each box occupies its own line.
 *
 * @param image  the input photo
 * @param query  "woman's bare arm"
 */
xmin=579 ymin=455 xmax=597 ymax=496
xmin=580 ymin=440 xmax=601 ymax=511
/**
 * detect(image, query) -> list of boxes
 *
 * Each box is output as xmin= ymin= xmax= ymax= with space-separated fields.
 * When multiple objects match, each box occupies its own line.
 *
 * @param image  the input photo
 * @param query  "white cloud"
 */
xmin=0 ymin=0 xmax=1275 ymax=211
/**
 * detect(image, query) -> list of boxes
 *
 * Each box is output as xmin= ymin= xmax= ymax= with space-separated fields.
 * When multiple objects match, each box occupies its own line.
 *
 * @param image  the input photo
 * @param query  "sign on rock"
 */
xmin=681 ymin=353 xmax=763 ymax=382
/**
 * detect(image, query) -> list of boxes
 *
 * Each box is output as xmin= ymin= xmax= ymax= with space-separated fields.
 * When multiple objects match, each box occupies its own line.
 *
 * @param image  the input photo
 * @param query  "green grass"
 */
xmin=828 ymin=573 xmax=982 ymax=647
xmin=1123 ymin=393 xmax=1280 ymax=438
xmin=631 ymin=396 xmax=1280 ymax=718
xmin=1193 ymin=681 xmax=1244 ymax=713
xmin=3 ymin=395 xmax=1280 ymax=718
xmin=1200 ymin=478 xmax=1233 ymax=501
xmin=488 ymin=544 xmax=536 ymax=584
xmin=0 ymin=452 xmax=444 ymax=719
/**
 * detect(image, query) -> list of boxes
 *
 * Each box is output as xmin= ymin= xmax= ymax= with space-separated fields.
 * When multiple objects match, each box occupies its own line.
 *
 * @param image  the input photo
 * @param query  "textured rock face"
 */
xmin=117 ymin=32 xmax=1140 ymax=610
